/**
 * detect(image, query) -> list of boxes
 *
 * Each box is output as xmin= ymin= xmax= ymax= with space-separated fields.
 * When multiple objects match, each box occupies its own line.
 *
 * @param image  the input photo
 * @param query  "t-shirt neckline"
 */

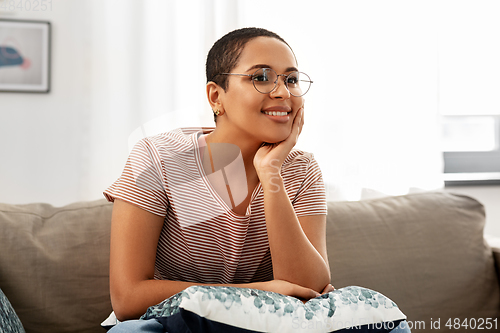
xmin=192 ymin=131 xmax=262 ymax=219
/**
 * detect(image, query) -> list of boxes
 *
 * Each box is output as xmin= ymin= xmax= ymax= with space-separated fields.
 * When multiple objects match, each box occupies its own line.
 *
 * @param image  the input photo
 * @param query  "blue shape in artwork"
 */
xmin=0 ymin=46 xmax=24 ymax=67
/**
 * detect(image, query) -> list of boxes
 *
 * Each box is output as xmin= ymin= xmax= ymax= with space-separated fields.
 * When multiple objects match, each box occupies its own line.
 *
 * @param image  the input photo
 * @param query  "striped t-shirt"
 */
xmin=104 ymin=127 xmax=327 ymax=284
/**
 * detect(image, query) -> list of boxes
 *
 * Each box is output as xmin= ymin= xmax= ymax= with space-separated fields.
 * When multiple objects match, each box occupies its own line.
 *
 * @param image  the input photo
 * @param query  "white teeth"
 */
xmin=263 ymin=111 xmax=288 ymax=116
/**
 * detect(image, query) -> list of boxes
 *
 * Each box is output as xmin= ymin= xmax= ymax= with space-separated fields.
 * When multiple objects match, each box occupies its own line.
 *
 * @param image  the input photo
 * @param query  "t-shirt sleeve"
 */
xmin=103 ymin=138 xmax=168 ymax=217
xmin=292 ymin=155 xmax=328 ymax=217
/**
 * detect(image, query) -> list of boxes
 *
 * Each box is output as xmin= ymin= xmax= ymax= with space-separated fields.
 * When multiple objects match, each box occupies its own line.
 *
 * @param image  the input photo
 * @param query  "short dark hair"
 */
xmin=206 ymin=27 xmax=295 ymax=122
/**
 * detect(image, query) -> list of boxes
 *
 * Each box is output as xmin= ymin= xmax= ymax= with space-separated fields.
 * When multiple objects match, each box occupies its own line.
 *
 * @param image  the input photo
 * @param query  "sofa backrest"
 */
xmin=0 ymin=199 xmax=113 ymax=333
xmin=326 ymin=191 xmax=500 ymax=332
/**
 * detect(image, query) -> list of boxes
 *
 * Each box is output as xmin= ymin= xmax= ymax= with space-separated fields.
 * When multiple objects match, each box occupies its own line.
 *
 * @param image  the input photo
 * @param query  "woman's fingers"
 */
xmin=321 ymin=283 xmax=335 ymax=294
xmin=288 ymin=107 xmax=304 ymax=145
xmin=295 ymin=107 xmax=304 ymax=132
xmin=291 ymin=283 xmax=321 ymax=300
xmin=260 ymin=280 xmax=319 ymax=300
xmin=254 ymin=280 xmax=336 ymax=304
xmin=298 ymin=106 xmax=304 ymax=135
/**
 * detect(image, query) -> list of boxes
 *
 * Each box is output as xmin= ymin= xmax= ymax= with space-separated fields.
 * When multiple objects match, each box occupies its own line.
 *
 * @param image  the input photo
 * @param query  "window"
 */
xmin=438 ymin=1 xmax=500 ymax=186
xmin=442 ymin=116 xmax=500 ymax=185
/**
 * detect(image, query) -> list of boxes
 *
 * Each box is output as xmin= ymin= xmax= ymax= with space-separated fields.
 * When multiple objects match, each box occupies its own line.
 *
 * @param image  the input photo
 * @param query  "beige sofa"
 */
xmin=0 ymin=190 xmax=499 ymax=333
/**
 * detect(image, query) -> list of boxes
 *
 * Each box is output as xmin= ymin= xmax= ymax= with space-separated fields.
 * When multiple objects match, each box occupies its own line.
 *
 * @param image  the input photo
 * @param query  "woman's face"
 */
xmin=218 ymin=37 xmax=304 ymax=144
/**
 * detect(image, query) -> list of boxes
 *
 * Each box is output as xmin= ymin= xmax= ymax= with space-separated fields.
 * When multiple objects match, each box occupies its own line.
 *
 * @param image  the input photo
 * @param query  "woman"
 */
xmin=105 ymin=27 xmax=407 ymax=332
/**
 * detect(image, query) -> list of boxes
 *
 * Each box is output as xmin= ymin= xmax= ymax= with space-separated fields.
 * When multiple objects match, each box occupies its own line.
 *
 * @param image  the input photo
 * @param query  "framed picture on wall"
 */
xmin=0 ymin=19 xmax=51 ymax=93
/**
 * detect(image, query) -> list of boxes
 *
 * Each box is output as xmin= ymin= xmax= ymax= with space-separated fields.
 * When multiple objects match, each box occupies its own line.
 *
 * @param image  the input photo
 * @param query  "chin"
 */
xmin=262 ymin=133 xmax=289 ymax=144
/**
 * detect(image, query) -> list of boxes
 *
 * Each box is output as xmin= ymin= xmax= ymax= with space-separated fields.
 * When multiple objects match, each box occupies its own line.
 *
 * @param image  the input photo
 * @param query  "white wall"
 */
xmin=1 ymin=2 xmax=96 ymax=205
xmin=0 ymin=1 xmax=153 ymax=206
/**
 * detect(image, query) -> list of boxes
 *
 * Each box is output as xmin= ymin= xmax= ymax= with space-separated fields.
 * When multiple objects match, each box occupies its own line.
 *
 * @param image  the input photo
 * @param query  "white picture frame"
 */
xmin=0 ymin=19 xmax=50 ymax=93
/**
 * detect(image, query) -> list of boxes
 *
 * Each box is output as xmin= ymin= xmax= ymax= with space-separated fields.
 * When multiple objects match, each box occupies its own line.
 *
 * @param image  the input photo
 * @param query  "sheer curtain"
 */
xmin=83 ymin=0 xmax=444 ymax=202
xmin=82 ymin=0 xmax=240 ymax=200
xmin=239 ymin=0 xmax=444 ymax=200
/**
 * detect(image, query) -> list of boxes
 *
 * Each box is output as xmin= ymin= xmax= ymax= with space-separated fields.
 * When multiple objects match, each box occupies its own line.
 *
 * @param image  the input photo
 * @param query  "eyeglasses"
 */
xmin=215 ymin=68 xmax=313 ymax=97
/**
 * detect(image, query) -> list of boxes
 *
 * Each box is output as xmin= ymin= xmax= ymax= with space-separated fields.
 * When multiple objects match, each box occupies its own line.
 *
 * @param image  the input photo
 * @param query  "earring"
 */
xmin=213 ymin=109 xmax=221 ymax=116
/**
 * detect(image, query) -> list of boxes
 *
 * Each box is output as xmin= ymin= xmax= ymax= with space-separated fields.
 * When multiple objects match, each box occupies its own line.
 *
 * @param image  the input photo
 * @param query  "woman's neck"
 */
xmin=205 ymin=127 xmax=263 ymax=170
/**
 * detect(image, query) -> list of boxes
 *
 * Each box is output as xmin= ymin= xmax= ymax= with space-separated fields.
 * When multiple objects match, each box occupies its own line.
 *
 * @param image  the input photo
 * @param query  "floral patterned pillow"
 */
xmin=0 ymin=287 xmax=26 ymax=333
xmin=140 ymin=285 xmax=407 ymax=332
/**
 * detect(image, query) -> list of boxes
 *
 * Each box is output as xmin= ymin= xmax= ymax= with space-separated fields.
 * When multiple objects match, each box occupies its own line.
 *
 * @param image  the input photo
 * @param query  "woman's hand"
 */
xmin=250 ymin=280 xmax=335 ymax=303
xmin=321 ymin=283 xmax=335 ymax=295
xmin=253 ymin=279 xmax=320 ymax=300
xmin=253 ymin=107 xmax=304 ymax=181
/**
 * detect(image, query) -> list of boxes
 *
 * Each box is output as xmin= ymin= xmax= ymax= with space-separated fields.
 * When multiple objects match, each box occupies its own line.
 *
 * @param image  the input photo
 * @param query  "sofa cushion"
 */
xmin=0 ymin=199 xmax=113 ymax=333
xmin=326 ymin=191 xmax=500 ymax=333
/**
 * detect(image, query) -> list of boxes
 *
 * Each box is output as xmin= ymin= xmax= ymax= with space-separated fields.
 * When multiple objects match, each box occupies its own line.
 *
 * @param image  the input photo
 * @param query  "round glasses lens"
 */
xmin=286 ymin=71 xmax=312 ymax=97
xmin=251 ymin=68 xmax=278 ymax=94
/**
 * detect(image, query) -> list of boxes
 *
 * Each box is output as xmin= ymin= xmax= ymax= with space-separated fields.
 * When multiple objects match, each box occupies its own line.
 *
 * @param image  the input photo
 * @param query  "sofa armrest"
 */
xmin=485 ymin=235 xmax=500 ymax=282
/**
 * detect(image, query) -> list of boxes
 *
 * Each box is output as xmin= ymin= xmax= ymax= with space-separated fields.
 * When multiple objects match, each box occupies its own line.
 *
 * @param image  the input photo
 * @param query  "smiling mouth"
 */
xmin=262 ymin=111 xmax=291 ymax=116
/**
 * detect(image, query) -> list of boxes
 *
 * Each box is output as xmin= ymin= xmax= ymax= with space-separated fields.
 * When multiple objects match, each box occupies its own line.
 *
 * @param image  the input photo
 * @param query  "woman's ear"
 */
xmin=206 ymin=81 xmax=224 ymax=114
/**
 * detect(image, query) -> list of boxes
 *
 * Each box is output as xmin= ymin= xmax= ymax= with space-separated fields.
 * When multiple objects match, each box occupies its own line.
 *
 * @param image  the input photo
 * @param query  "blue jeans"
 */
xmin=107 ymin=319 xmax=163 ymax=332
xmin=108 ymin=319 xmax=412 ymax=332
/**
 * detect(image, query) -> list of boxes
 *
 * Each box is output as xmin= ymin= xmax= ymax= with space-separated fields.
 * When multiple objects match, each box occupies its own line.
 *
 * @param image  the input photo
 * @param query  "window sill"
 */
xmin=444 ymin=172 xmax=500 ymax=186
